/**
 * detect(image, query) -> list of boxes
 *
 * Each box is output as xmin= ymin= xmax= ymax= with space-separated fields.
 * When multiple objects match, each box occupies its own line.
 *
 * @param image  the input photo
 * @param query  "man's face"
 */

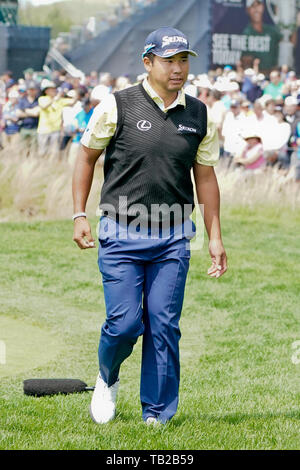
xmin=247 ymin=1 xmax=264 ymax=24
xmin=270 ymin=72 xmax=280 ymax=85
xmin=143 ymin=52 xmax=189 ymax=93
xmin=27 ymin=88 xmax=38 ymax=98
xmin=266 ymin=101 xmax=275 ymax=113
xmin=45 ymin=87 xmax=57 ymax=98
xmin=246 ymin=137 xmax=260 ymax=148
xmin=231 ymin=105 xmax=240 ymax=116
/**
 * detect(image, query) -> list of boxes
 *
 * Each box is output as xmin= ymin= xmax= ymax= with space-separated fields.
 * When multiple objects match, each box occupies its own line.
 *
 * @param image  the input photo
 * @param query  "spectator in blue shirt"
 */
xmin=1 ymin=89 xmax=20 ymax=147
xmin=16 ymin=81 xmax=40 ymax=143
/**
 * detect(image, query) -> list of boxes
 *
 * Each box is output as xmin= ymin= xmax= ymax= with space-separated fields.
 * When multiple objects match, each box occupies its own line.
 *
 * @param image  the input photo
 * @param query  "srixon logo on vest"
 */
xmin=178 ymin=124 xmax=197 ymax=133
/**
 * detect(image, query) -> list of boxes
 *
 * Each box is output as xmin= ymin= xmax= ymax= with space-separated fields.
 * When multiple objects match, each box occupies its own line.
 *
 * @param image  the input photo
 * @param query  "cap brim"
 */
xmin=152 ymin=48 xmax=198 ymax=58
xmin=244 ymin=136 xmax=261 ymax=140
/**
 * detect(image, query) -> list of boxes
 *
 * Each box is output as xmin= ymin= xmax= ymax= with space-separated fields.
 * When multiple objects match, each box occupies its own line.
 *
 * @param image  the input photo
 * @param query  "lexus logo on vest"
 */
xmin=137 ymin=120 xmax=152 ymax=131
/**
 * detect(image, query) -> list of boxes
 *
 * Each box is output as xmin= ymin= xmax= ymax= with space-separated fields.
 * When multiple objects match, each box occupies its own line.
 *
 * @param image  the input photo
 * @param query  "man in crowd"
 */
xmin=1 ymin=89 xmax=20 ymax=147
xmin=222 ymin=100 xmax=245 ymax=163
xmin=263 ymin=70 xmax=284 ymax=99
xmin=16 ymin=81 xmax=40 ymax=145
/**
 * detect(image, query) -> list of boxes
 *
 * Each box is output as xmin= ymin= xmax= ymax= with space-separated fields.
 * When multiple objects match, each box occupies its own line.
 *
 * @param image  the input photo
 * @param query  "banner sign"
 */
xmin=211 ymin=0 xmax=300 ymax=73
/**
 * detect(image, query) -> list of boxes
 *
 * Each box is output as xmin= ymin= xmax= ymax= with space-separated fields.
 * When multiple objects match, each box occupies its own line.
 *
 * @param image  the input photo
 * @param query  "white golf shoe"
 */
xmin=146 ymin=416 xmax=160 ymax=426
xmin=89 ymin=374 xmax=119 ymax=424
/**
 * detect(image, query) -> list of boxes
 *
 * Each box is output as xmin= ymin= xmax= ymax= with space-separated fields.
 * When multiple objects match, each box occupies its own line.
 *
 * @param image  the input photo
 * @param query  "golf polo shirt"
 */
xmin=81 ymin=79 xmax=219 ymax=222
xmin=81 ymin=78 xmax=219 ymax=165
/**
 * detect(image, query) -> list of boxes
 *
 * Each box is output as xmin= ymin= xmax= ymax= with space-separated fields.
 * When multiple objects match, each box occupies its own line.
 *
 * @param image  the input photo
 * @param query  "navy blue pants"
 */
xmin=97 ymin=216 xmax=192 ymax=423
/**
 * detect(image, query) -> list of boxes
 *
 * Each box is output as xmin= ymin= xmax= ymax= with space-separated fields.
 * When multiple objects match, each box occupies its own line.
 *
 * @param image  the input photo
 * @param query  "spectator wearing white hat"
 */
xmin=1 ymin=89 xmax=20 ymax=147
xmin=263 ymin=98 xmax=276 ymax=118
xmin=113 ymin=76 xmax=131 ymax=92
xmin=284 ymin=96 xmax=300 ymax=127
xmin=222 ymin=81 xmax=242 ymax=109
xmin=283 ymin=95 xmax=300 ymax=169
xmin=222 ymin=100 xmax=245 ymax=164
xmin=193 ymin=74 xmax=212 ymax=105
xmin=90 ymin=84 xmax=110 ymax=106
xmin=37 ymin=79 xmax=76 ymax=158
xmin=238 ymin=100 xmax=255 ymax=130
xmin=273 ymin=107 xmax=292 ymax=170
xmin=60 ymin=89 xmax=86 ymax=151
xmin=206 ymin=89 xmax=227 ymax=138
xmin=234 ymin=130 xmax=265 ymax=172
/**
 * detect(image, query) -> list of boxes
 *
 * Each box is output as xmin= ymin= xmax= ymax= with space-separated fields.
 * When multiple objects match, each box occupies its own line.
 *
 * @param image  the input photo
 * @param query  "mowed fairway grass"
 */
xmin=0 ymin=205 xmax=300 ymax=450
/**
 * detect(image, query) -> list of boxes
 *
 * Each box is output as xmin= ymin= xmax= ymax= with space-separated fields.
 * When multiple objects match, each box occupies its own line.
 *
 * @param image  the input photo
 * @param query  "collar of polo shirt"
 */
xmin=142 ymin=78 xmax=186 ymax=112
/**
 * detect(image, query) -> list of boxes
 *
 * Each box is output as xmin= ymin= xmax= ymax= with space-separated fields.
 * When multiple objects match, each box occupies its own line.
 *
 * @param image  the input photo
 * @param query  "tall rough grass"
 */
xmin=0 ymin=144 xmax=102 ymax=222
xmin=217 ymin=159 xmax=300 ymax=211
xmin=0 ymin=144 xmax=299 ymax=222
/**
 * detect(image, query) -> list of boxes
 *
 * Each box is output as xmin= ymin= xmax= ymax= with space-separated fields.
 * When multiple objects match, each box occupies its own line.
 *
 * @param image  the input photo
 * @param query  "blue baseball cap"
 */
xmin=142 ymin=27 xmax=197 ymax=59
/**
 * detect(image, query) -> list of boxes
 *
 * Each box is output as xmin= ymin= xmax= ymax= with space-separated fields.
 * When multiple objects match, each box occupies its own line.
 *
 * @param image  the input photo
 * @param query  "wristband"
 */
xmin=72 ymin=212 xmax=87 ymax=221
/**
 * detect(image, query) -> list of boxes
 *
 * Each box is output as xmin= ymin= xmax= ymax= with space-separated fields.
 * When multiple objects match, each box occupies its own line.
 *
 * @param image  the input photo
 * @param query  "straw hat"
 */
xmin=242 ymin=129 xmax=262 ymax=141
xmin=40 ymin=79 xmax=57 ymax=91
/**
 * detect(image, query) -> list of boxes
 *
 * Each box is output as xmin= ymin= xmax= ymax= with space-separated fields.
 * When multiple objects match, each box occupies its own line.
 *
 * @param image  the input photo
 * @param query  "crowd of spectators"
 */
xmin=186 ymin=61 xmax=300 ymax=181
xmin=0 ymin=59 xmax=300 ymax=181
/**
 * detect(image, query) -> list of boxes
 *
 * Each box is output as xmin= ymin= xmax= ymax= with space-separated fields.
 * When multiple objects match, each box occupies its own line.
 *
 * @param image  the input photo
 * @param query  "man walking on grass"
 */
xmin=72 ymin=27 xmax=227 ymax=425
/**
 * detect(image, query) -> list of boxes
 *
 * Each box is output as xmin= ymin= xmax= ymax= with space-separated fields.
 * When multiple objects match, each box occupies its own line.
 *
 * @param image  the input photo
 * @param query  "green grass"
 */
xmin=0 ymin=205 xmax=300 ymax=450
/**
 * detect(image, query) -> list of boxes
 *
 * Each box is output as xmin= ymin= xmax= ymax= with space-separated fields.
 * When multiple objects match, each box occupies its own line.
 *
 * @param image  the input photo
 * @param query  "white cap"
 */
xmin=8 ymin=89 xmax=19 ymax=99
xmin=245 ymin=68 xmax=255 ymax=76
xmin=228 ymin=81 xmax=240 ymax=92
xmin=214 ymin=78 xmax=231 ymax=92
xmin=90 ymin=85 xmax=110 ymax=102
xmin=184 ymin=84 xmax=198 ymax=98
xmin=258 ymin=94 xmax=272 ymax=106
xmin=242 ymin=128 xmax=262 ymax=141
xmin=285 ymin=96 xmax=298 ymax=106
xmin=40 ymin=79 xmax=56 ymax=91
xmin=257 ymin=73 xmax=265 ymax=81
xmin=228 ymin=71 xmax=237 ymax=81
xmin=246 ymin=0 xmax=263 ymax=7
xmin=136 ymin=73 xmax=148 ymax=82
xmin=194 ymin=74 xmax=212 ymax=90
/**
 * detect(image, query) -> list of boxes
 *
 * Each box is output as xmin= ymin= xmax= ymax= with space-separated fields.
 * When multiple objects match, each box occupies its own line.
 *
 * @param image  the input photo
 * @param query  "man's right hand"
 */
xmin=73 ymin=217 xmax=95 ymax=250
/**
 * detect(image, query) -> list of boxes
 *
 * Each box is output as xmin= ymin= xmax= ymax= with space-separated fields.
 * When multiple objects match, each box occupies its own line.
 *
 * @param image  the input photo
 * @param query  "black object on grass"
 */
xmin=23 ymin=379 xmax=95 ymax=397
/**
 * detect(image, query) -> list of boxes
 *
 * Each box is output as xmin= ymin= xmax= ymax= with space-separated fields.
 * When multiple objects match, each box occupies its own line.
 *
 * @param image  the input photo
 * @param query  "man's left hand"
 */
xmin=207 ymin=239 xmax=227 ymax=279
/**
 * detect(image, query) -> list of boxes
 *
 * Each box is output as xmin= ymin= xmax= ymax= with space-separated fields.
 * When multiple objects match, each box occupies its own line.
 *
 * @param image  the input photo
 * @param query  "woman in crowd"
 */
xmin=1 ymin=89 xmax=20 ymax=147
xmin=234 ymin=131 xmax=265 ymax=173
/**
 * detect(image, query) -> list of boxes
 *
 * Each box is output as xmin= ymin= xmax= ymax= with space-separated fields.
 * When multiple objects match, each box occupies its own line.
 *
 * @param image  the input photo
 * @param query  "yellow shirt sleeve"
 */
xmin=195 ymin=117 xmax=220 ymax=166
xmin=80 ymin=93 xmax=117 ymax=150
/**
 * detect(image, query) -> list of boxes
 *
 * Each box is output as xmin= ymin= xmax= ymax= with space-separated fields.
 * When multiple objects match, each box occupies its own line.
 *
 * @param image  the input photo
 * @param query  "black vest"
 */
xmin=100 ymin=83 xmax=207 ymax=223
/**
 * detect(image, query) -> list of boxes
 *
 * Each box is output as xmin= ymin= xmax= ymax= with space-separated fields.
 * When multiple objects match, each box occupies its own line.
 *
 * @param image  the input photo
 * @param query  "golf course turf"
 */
xmin=1 ymin=205 xmax=300 ymax=450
